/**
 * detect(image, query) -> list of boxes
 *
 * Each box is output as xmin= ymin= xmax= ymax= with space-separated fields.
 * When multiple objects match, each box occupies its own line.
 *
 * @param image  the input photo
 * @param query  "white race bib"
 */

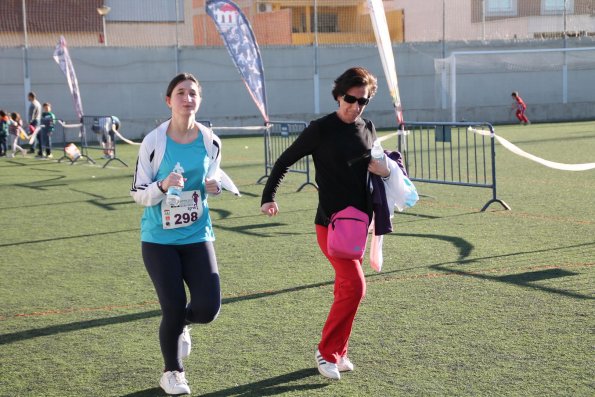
xmin=161 ymin=190 xmax=203 ymax=229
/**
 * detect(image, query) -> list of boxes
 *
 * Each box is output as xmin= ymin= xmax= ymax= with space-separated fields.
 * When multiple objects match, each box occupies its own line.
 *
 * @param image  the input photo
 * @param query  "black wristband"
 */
xmin=157 ymin=180 xmax=166 ymax=193
xmin=382 ymin=169 xmax=391 ymax=181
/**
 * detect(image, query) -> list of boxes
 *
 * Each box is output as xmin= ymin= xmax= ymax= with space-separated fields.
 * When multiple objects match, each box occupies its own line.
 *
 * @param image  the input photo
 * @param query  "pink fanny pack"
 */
xmin=327 ymin=206 xmax=370 ymax=260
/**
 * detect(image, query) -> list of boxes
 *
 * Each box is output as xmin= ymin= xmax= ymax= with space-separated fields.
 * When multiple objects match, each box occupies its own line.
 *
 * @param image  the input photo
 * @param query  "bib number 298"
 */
xmin=161 ymin=190 xmax=203 ymax=230
xmin=175 ymin=211 xmax=199 ymax=225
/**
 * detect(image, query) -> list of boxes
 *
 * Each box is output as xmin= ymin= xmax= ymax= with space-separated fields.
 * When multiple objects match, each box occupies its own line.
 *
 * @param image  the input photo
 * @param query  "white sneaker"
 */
xmin=337 ymin=356 xmax=354 ymax=372
xmin=178 ymin=326 xmax=191 ymax=359
xmin=159 ymin=370 xmax=191 ymax=395
xmin=315 ymin=349 xmax=340 ymax=380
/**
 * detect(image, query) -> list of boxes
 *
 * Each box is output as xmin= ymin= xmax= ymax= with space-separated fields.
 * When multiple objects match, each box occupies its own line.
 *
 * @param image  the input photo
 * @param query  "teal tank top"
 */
xmin=140 ymin=135 xmax=214 ymax=244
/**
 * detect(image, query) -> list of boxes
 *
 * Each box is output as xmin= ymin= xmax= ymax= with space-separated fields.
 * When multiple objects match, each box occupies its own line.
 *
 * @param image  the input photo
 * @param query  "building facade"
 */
xmin=2 ymin=0 xmax=591 ymax=48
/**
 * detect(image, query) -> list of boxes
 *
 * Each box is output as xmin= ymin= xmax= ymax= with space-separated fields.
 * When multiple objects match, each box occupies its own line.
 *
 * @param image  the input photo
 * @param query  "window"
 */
xmin=312 ymin=13 xmax=338 ymax=33
xmin=542 ymin=0 xmax=574 ymax=15
xmin=296 ymin=10 xmax=339 ymax=33
xmin=485 ymin=0 xmax=517 ymax=17
xmin=105 ymin=0 xmax=184 ymax=22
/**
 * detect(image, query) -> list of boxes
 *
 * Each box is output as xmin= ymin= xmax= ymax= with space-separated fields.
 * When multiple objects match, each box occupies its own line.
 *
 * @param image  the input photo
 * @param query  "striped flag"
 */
xmin=53 ymin=35 xmax=84 ymax=120
xmin=206 ymin=0 xmax=268 ymax=122
xmin=367 ymin=0 xmax=403 ymax=125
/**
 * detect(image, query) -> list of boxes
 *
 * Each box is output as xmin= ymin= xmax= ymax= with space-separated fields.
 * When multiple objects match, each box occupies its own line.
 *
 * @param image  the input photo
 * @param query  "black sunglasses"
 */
xmin=342 ymin=94 xmax=370 ymax=106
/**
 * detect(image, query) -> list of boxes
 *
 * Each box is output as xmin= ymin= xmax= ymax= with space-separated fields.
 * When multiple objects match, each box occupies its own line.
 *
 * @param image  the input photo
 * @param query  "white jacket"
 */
xmin=130 ymin=119 xmax=238 ymax=207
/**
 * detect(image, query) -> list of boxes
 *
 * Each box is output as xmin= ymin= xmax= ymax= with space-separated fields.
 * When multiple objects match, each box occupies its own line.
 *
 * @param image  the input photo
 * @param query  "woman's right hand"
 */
xmin=162 ymin=172 xmax=184 ymax=191
xmin=261 ymin=202 xmax=279 ymax=217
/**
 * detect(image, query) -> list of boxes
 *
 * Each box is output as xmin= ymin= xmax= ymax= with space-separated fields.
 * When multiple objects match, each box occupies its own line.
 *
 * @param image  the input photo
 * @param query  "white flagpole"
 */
xmin=367 ymin=0 xmax=403 ymax=125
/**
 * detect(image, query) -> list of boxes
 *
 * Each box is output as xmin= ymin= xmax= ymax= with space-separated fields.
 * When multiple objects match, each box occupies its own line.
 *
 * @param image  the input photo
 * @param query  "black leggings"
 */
xmin=142 ymin=241 xmax=221 ymax=372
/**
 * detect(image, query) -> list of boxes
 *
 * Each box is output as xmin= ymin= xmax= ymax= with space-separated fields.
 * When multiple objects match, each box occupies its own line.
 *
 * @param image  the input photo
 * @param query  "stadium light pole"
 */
xmin=174 ymin=0 xmax=180 ymax=74
xmin=481 ymin=0 xmax=486 ymax=40
xmin=313 ymin=0 xmax=320 ymax=114
xmin=441 ymin=0 xmax=447 ymax=110
xmin=97 ymin=5 xmax=111 ymax=46
xmin=562 ymin=0 xmax=568 ymax=103
xmin=22 ymin=0 xmax=31 ymax=118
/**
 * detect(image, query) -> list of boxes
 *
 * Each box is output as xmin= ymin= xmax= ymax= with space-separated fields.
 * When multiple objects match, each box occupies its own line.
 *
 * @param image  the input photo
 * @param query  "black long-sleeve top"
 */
xmin=261 ymin=112 xmax=377 ymax=226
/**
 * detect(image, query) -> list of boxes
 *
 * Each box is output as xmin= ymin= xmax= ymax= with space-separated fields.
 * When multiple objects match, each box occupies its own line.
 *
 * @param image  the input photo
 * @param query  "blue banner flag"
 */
xmin=206 ymin=0 xmax=268 ymax=122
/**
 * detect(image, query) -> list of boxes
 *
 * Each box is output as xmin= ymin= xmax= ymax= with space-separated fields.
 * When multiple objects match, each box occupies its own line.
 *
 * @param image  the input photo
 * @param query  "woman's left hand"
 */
xmin=205 ymin=178 xmax=222 ymax=195
xmin=368 ymin=156 xmax=391 ymax=178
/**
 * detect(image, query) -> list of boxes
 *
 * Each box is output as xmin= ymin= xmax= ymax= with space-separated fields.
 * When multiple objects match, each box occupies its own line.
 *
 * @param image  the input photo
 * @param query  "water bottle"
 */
xmin=166 ymin=185 xmax=182 ymax=206
xmin=166 ymin=162 xmax=184 ymax=206
xmin=371 ymin=139 xmax=384 ymax=160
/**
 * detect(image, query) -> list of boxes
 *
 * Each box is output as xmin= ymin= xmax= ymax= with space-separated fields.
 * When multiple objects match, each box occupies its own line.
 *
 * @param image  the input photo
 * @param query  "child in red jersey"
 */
xmin=511 ymin=91 xmax=530 ymax=125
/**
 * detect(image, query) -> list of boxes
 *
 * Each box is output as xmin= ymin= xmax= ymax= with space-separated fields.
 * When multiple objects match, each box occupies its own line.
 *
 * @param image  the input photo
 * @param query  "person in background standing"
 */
xmin=27 ymin=92 xmax=42 ymax=153
xmin=38 ymin=103 xmax=56 ymax=158
xmin=0 ymin=110 xmax=9 ymax=157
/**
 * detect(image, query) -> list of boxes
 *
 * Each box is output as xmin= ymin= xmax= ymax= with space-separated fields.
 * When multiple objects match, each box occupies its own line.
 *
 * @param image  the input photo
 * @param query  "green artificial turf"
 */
xmin=0 ymin=121 xmax=593 ymax=396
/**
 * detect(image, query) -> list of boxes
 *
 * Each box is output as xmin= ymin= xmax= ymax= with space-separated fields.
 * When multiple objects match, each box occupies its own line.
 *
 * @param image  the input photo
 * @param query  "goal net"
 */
xmin=434 ymin=46 xmax=595 ymax=121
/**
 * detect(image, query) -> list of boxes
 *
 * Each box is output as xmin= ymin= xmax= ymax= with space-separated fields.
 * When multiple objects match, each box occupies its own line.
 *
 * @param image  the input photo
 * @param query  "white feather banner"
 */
xmin=367 ymin=0 xmax=403 ymax=125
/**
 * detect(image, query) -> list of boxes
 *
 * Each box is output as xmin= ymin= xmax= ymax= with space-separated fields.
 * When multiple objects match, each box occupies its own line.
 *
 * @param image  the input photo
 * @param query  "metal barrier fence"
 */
xmin=53 ymin=121 xmax=85 ymax=164
xmin=64 ymin=117 xmax=211 ymax=168
xmin=258 ymin=121 xmax=316 ymax=191
xmin=75 ymin=116 xmax=127 ymax=168
xmin=155 ymin=119 xmax=211 ymax=128
xmin=397 ymin=121 xmax=509 ymax=212
xmin=58 ymin=116 xmax=128 ymax=168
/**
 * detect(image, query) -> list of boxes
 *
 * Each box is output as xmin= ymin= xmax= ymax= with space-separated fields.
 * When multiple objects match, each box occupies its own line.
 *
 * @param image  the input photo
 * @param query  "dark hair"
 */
xmin=0 ymin=110 xmax=5 ymax=117
xmin=165 ymin=73 xmax=201 ymax=98
xmin=511 ymin=91 xmax=518 ymax=97
xmin=331 ymin=67 xmax=378 ymax=101
xmin=11 ymin=112 xmax=21 ymax=121
xmin=28 ymin=92 xmax=36 ymax=99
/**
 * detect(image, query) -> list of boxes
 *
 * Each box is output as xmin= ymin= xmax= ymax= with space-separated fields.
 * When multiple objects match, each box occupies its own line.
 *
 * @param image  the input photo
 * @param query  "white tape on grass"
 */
xmin=468 ymin=128 xmax=595 ymax=171
xmin=113 ymin=129 xmax=140 ymax=146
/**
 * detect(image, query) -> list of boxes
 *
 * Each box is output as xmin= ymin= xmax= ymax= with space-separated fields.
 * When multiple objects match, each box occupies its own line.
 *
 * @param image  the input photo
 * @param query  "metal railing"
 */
xmin=397 ymin=121 xmax=509 ymax=211
xmin=257 ymin=121 xmax=316 ymax=191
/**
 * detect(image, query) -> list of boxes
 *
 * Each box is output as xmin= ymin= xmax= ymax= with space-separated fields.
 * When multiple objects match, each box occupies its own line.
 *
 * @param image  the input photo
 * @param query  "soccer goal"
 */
xmin=435 ymin=46 xmax=595 ymax=122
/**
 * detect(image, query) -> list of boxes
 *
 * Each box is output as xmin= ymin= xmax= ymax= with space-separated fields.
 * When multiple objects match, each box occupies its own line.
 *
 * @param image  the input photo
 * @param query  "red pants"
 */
xmin=315 ymin=224 xmax=366 ymax=363
xmin=516 ymin=109 xmax=529 ymax=123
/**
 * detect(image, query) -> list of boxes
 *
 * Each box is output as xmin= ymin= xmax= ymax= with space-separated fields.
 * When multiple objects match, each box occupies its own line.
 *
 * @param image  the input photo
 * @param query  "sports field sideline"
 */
xmin=0 ymin=121 xmax=593 ymax=396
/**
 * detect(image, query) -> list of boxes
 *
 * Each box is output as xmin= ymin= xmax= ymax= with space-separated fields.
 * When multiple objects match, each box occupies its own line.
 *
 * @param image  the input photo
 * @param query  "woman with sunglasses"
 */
xmin=260 ymin=67 xmax=390 ymax=380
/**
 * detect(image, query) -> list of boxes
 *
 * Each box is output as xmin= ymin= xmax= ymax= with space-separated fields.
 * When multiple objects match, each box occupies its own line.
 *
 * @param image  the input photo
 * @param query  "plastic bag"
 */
xmin=18 ymin=127 xmax=29 ymax=141
xmin=369 ymin=233 xmax=384 ymax=272
xmin=390 ymin=166 xmax=419 ymax=212
xmin=65 ymin=143 xmax=81 ymax=161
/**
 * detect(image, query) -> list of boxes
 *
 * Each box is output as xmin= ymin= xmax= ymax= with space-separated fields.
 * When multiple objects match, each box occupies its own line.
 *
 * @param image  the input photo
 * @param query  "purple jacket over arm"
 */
xmin=370 ymin=150 xmax=408 ymax=235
